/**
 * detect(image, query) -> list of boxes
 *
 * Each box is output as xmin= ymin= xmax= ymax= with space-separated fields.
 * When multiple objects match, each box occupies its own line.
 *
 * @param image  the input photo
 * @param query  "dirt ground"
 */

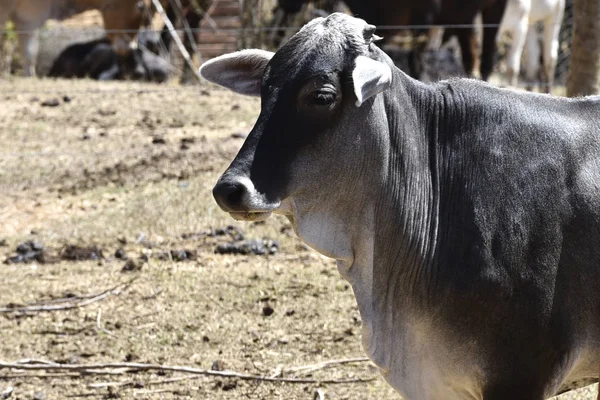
xmin=0 ymin=77 xmax=597 ymax=400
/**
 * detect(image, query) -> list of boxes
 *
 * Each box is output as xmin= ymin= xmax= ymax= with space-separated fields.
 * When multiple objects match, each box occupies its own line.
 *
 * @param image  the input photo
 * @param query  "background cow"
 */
xmin=0 ymin=0 xmax=154 ymax=76
xmin=48 ymin=37 xmax=170 ymax=82
xmin=269 ymin=0 xmax=508 ymax=81
xmin=497 ymin=0 xmax=565 ymax=92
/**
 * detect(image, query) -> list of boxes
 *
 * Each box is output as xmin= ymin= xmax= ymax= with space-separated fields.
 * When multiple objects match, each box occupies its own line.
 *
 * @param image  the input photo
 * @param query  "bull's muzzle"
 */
xmin=212 ymin=175 xmax=280 ymax=222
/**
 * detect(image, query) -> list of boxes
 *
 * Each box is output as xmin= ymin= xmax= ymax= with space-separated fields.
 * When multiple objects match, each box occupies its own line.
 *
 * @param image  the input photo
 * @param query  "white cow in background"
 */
xmin=496 ymin=0 xmax=565 ymax=92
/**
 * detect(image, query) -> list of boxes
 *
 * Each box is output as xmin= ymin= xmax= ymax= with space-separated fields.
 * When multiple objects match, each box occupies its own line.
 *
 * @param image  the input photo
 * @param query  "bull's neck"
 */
xmin=346 ymin=69 xmax=447 ymax=372
xmin=375 ymin=69 xmax=444 ymax=308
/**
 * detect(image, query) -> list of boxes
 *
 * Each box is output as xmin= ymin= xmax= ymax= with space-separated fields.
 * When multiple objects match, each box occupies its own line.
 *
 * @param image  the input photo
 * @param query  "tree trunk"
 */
xmin=566 ymin=0 xmax=600 ymax=96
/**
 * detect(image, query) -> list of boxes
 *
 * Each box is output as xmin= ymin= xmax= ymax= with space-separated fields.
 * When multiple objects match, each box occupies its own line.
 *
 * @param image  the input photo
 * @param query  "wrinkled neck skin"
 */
xmin=279 ymin=59 xmax=441 ymax=390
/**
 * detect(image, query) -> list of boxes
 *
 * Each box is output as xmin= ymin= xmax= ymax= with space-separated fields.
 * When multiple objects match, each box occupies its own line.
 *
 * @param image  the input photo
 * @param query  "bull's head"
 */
xmin=200 ymin=13 xmax=393 ymax=259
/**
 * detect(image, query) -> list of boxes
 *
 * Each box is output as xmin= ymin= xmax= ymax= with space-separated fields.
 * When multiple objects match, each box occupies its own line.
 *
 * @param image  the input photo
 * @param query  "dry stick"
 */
xmin=171 ymin=0 xmax=201 ymax=63
xmin=196 ymin=0 xmax=221 ymax=32
xmin=286 ymin=357 xmax=371 ymax=375
xmin=141 ymin=288 xmax=163 ymax=301
xmin=0 ymin=373 xmax=82 ymax=379
xmin=25 ymin=278 xmax=138 ymax=306
xmin=15 ymin=358 xmax=58 ymax=365
xmin=133 ymin=388 xmax=174 ymax=396
xmin=96 ymin=307 xmax=114 ymax=336
xmin=151 ymin=0 xmax=201 ymax=82
xmin=0 ymin=361 xmax=375 ymax=385
xmin=89 ymin=375 xmax=201 ymax=389
xmin=0 ymin=278 xmax=137 ymax=313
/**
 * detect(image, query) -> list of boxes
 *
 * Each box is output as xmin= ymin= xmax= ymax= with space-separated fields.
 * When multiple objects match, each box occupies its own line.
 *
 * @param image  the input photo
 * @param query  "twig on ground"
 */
xmin=132 ymin=388 xmax=174 ymax=396
xmin=15 ymin=358 xmax=58 ymax=365
xmin=96 ymin=308 xmax=114 ymax=336
xmin=0 ymin=360 xmax=375 ymax=385
xmin=130 ymin=311 xmax=159 ymax=322
xmin=89 ymin=375 xmax=201 ymax=389
xmin=0 ymin=278 xmax=137 ymax=314
xmin=134 ymin=322 xmax=156 ymax=330
xmin=286 ymin=357 xmax=371 ymax=376
xmin=0 ymin=373 xmax=81 ymax=379
xmin=141 ymin=288 xmax=163 ymax=301
xmin=64 ymin=393 xmax=103 ymax=398
xmin=28 ymin=279 xmax=135 ymax=306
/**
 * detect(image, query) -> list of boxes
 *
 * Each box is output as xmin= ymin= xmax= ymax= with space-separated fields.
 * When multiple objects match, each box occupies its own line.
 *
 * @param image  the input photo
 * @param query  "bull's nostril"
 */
xmin=213 ymin=180 xmax=247 ymax=211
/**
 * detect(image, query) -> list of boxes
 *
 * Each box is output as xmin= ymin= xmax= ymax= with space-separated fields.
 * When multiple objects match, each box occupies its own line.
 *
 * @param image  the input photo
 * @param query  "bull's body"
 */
xmin=201 ymin=13 xmax=600 ymax=399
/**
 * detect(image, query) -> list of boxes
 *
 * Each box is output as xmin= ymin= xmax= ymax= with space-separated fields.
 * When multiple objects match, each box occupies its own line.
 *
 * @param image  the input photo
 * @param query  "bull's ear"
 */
xmin=352 ymin=55 xmax=392 ymax=107
xmin=199 ymin=49 xmax=274 ymax=96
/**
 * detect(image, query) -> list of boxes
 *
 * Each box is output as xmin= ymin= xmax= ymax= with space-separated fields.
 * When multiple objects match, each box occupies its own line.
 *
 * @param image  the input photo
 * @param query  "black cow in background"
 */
xmin=48 ymin=37 xmax=169 ymax=82
xmin=270 ymin=0 xmax=507 ymax=81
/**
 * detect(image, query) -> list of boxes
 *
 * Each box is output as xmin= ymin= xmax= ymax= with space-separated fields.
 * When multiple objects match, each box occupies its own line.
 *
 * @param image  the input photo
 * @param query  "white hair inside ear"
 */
xmin=352 ymin=55 xmax=392 ymax=107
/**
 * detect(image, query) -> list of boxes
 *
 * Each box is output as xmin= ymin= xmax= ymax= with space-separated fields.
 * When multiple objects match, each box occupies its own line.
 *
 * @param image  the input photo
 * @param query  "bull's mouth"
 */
xmin=229 ymin=211 xmax=273 ymax=222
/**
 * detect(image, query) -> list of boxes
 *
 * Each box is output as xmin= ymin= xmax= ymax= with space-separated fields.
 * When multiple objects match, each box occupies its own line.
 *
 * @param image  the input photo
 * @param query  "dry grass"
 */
xmin=0 ymin=78 xmax=596 ymax=399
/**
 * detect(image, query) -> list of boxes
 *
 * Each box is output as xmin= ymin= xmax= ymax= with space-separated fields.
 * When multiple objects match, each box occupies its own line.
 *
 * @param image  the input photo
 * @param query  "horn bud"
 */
xmin=363 ymin=24 xmax=382 ymax=43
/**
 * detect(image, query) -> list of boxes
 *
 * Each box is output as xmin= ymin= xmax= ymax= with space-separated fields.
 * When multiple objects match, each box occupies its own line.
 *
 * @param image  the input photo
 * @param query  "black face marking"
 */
xmin=226 ymin=15 xmax=371 ymax=201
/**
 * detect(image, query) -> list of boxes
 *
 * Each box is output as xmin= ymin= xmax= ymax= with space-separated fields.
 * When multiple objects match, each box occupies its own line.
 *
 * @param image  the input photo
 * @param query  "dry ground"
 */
xmin=0 ymin=77 xmax=597 ymax=400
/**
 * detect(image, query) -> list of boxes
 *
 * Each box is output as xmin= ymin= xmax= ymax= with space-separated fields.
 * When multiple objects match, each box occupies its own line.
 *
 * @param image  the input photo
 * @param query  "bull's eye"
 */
xmin=310 ymin=89 xmax=337 ymax=106
xmin=297 ymin=78 xmax=341 ymax=115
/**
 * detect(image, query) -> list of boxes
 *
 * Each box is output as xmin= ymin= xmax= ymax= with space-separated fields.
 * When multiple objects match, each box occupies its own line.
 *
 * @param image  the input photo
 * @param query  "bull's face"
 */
xmin=200 ymin=13 xmax=392 ymax=256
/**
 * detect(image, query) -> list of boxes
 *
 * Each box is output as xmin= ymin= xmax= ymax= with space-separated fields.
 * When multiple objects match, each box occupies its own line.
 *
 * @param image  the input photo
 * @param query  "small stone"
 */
xmin=211 ymin=360 xmax=225 ymax=371
xmin=262 ymin=304 xmax=275 ymax=317
xmin=106 ymin=386 xmax=120 ymax=399
xmin=221 ymin=380 xmax=237 ymax=391
xmin=40 ymin=99 xmax=60 ymax=107
xmin=60 ymin=244 xmax=102 ymax=261
xmin=63 ymin=95 xmax=72 ymax=103
xmin=114 ymin=248 xmax=127 ymax=260
xmin=170 ymin=249 xmax=187 ymax=261
xmin=33 ymin=391 xmax=45 ymax=400
xmin=121 ymin=259 xmax=143 ymax=272
xmin=16 ymin=242 xmax=32 ymax=254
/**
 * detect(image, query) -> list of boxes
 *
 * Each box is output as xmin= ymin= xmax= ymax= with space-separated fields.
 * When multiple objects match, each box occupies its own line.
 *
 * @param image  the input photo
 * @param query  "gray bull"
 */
xmin=200 ymin=13 xmax=600 ymax=400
